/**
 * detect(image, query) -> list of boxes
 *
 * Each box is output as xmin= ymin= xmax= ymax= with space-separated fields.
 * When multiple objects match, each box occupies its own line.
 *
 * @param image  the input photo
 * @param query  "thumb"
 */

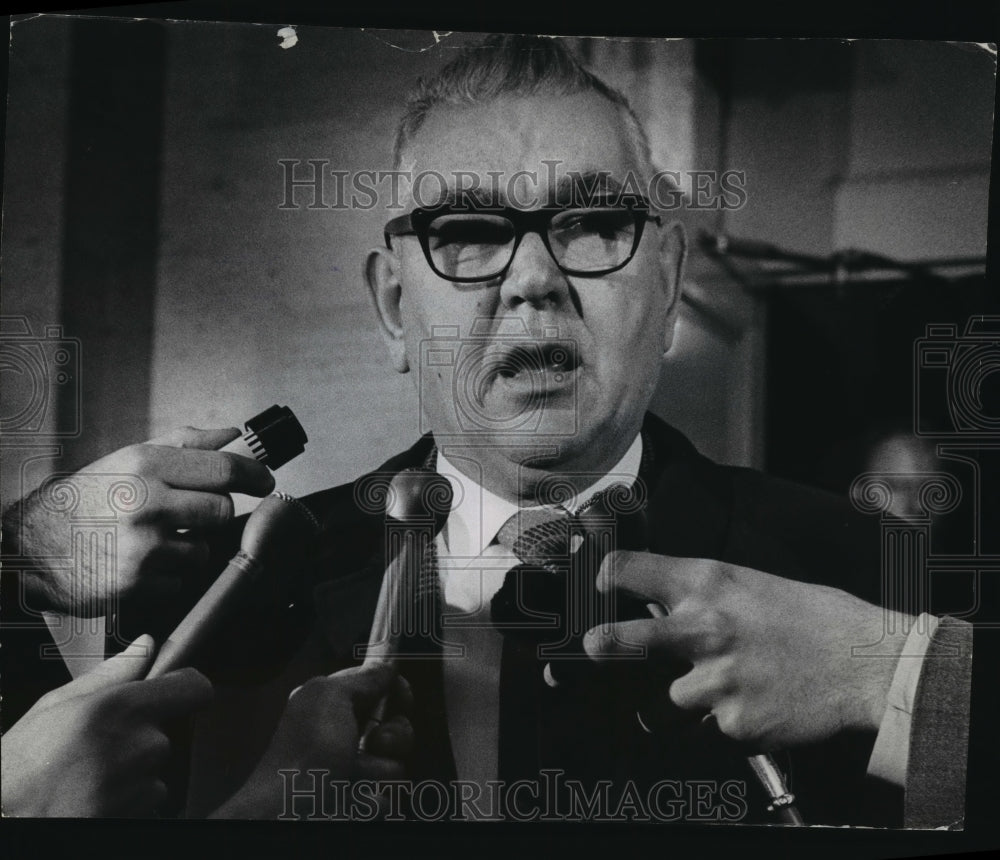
xmin=331 ymin=662 xmax=397 ymax=713
xmin=149 ymin=425 xmax=241 ymax=450
xmin=63 ymin=634 xmax=157 ymax=697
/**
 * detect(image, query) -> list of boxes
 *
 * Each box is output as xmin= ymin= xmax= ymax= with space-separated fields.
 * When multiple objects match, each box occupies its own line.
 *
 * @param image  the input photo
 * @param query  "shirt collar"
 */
xmin=436 ymin=434 xmax=643 ymax=559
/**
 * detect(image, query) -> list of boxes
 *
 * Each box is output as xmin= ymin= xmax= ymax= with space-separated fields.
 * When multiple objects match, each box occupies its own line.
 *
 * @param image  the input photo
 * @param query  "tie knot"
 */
xmin=495 ymin=507 xmax=576 ymax=567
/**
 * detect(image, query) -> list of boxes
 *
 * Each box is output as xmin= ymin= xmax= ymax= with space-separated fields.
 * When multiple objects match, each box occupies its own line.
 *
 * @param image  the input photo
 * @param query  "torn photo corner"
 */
xmin=1 ymin=11 xmax=996 ymax=837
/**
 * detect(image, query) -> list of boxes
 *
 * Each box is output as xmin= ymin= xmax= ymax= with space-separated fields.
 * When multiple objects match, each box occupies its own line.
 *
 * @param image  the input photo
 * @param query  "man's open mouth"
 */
xmin=470 ymin=340 xmax=580 ymax=407
xmin=491 ymin=341 xmax=579 ymax=380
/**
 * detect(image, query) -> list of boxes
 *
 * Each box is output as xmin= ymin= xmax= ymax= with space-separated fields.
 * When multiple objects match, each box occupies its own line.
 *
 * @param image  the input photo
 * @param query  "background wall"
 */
xmin=2 ymin=20 xmax=994 ymax=513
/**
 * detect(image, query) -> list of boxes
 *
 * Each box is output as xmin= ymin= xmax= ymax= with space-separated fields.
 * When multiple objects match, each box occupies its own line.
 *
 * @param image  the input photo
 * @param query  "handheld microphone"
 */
xmin=357 ymin=469 xmax=451 ymax=750
xmin=146 ymin=492 xmax=320 ymax=679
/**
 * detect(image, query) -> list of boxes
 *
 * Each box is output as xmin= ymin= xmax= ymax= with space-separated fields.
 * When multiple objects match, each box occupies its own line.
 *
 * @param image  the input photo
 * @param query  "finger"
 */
xmin=362 ymin=714 xmax=414 ymax=759
xmin=583 ymin=615 xmax=702 ymax=662
xmin=595 ymin=550 xmax=704 ymax=609
xmin=327 ymin=662 xmax=399 ymax=715
xmin=668 ymin=667 xmax=720 ymax=713
xmin=143 ymin=447 xmax=274 ymax=496
xmin=355 ymin=752 xmax=407 ymax=782
xmin=63 ymin=634 xmax=157 ymax=697
xmin=385 ymin=674 xmax=414 ymax=718
xmin=119 ymin=725 xmax=173 ymax=773
xmin=128 ymin=667 xmax=214 ymax=720
xmin=149 ymin=426 xmax=241 ymax=450
xmin=155 ymin=489 xmax=234 ymax=530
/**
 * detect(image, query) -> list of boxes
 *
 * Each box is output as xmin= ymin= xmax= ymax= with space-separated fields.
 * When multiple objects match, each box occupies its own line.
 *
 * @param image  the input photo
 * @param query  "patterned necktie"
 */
xmin=490 ymin=494 xmax=637 ymax=784
xmin=491 ymin=508 xmax=572 ymax=785
xmin=490 ymin=491 xmax=650 ymax=644
xmin=495 ymin=506 xmax=577 ymax=568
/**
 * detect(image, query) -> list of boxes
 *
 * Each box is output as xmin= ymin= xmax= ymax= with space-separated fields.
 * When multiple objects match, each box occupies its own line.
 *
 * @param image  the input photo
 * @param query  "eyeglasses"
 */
xmin=384 ymin=197 xmax=661 ymax=283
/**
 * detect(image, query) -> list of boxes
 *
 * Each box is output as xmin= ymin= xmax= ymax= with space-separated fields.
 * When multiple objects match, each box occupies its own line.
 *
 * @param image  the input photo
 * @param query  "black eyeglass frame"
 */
xmin=383 ymin=196 xmax=663 ymax=283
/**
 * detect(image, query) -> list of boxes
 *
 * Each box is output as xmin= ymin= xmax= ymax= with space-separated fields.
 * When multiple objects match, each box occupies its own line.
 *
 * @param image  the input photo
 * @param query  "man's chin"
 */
xmin=431 ymin=415 xmax=580 ymax=449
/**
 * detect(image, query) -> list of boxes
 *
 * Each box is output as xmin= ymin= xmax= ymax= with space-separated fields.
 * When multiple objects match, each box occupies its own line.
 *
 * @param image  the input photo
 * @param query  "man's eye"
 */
xmin=428 ymin=218 xmax=511 ymax=248
xmin=554 ymin=209 xmax=632 ymax=239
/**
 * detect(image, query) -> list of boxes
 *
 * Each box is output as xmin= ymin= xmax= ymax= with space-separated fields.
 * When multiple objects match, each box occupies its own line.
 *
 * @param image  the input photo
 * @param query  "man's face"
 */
xmin=376 ymin=90 xmax=682 ymax=485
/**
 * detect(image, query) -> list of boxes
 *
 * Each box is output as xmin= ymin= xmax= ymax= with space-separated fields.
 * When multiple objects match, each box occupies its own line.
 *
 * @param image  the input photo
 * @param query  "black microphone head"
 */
xmin=243 ymin=405 xmax=308 ymax=470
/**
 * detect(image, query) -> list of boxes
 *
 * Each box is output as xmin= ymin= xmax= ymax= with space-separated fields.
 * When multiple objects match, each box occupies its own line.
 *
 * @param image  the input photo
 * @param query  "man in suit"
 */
xmin=2 ymin=35 xmax=988 ymax=826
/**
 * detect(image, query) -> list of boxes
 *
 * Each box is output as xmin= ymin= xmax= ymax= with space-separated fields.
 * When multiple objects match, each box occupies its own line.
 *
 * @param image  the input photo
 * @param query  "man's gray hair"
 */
xmin=392 ymin=34 xmax=654 ymax=179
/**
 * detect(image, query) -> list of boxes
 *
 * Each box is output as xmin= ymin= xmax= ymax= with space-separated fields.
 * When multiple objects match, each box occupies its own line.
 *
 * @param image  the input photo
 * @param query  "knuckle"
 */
xmin=698 ymin=609 xmax=735 ymax=655
xmin=698 ymin=557 xmax=724 ymax=584
xmin=211 ymin=455 xmax=236 ymax=486
xmin=86 ymin=697 xmax=121 ymax=731
xmin=145 ymin=730 xmax=171 ymax=761
xmin=214 ymin=494 xmax=234 ymax=524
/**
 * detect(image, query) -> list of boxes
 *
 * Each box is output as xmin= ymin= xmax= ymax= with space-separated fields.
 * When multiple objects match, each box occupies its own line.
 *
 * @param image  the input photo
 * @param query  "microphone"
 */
xmin=357 ymin=469 xmax=452 ymax=749
xmin=146 ymin=492 xmax=320 ymax=679
xmin=220 ymin=404 xmax=308 ymax=470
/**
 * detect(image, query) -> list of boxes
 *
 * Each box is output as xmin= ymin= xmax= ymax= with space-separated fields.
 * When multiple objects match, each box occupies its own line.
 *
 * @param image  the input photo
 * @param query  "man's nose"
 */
xmin=499 ymin=231 xmax=569 ymax=310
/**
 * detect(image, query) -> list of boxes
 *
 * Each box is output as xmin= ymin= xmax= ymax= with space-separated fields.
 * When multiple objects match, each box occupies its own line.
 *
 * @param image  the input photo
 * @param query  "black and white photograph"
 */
xmin=1 ymin=4 xmax=998 ymax=855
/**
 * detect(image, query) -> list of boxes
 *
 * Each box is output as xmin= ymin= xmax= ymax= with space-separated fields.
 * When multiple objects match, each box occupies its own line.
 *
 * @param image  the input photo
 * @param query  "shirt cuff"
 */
xmin=866 ymin=613 xmax=940 ymax=787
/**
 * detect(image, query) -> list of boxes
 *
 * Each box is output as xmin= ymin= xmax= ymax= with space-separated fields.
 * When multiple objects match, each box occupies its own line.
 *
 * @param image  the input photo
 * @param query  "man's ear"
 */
xmin=364 ymin=246 xmax=409 ymax=373
xmin=658 ymin=220 xmax=687 ymax=354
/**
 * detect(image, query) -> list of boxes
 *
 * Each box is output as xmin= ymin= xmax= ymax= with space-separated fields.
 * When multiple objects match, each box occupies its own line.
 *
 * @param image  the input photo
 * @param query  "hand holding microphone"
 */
xmin=145 ymin=406 xmax=315 ymax=678
xmin=210 ymin=663 xmax=414 ymax=819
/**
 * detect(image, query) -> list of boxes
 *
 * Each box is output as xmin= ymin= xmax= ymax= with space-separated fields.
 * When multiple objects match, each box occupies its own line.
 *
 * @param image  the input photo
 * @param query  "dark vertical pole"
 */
xmin=58 ymin=18 xmax=166 ymax=469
